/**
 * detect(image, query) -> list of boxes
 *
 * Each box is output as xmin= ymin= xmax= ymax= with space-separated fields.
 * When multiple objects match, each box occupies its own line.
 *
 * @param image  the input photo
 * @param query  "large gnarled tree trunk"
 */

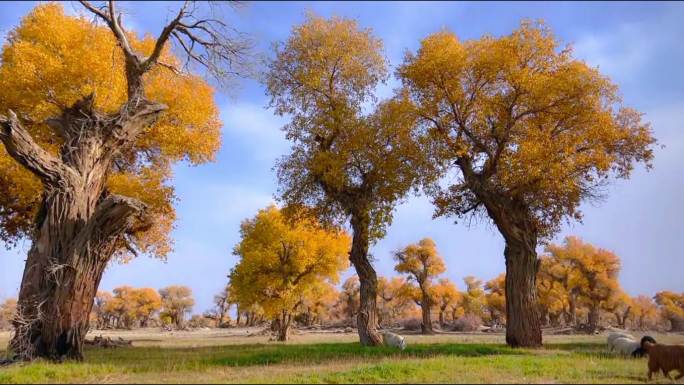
xmin=1 ymin=97 xmax=162 ymax=360
xmin=349 ymin=212 xmax=382 ymax=346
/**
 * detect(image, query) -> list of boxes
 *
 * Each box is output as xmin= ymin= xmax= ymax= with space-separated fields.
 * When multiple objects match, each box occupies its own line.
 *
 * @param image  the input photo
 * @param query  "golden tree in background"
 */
xmin=543 ymin=236 xmax=622 ymax=332
xmin=399 ymin=21 xmax=656 ymax=346
xmin=484 ymin=274 xmax=506 ymax=326
xmin=394 ymin=238 xmax=446 ymax=334
xmin=655 ymin=291 xmax=684 ymax=331
xmin=229 ymin=205 xmax=350 ymax=341
xmin=432 ymin=278 xmax=461 ymax=327
xmin=265 ymin=14 xmax=429 ymax=346
xmin=159 ymin=286 xmax=195 ymax=330
xmin=461 ymin=276 xmax=487 ymax=321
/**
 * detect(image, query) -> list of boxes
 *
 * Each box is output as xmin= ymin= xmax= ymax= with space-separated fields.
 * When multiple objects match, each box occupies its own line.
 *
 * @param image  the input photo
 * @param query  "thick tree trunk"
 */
xmin=1 ymin=97 xmax=158 ymax=361
xmin=439 ymin=309 xmax=446 ymax=327
xmin=420 ymin=292 xmax=434 ymax=335
xmin=349 ymin=213 xmax=382 ymax=346
xmin=503 ymin=236 xmax=542 ymax=347
xmin=277 ymin=312 xmax=292 ymax=342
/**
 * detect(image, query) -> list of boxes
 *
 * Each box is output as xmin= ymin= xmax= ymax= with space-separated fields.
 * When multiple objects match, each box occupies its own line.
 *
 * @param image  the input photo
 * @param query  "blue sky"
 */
xmin=1 ymin=1 xmax=683 ymax=314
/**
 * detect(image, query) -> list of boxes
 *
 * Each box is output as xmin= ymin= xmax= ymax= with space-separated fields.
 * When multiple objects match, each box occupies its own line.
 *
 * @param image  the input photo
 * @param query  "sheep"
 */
xmin=608 ymin=334 xmax=656 ymax=358
xmin=643 ymin=340 xmax=684 ymax=381
xmin=607 ymin=331 xmax=635 ymax=352
xmin=381 ymin=331 xmax=407 ymax=351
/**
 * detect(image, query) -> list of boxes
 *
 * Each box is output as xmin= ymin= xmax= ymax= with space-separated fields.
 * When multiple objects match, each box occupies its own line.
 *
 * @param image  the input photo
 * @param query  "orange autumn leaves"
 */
xmin=0 ymin=3 xmax=221 ymax=256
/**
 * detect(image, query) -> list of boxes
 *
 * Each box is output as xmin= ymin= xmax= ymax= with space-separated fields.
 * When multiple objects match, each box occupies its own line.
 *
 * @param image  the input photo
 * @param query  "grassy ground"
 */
xmin=1 ymin=330 xmax=683 ymax=384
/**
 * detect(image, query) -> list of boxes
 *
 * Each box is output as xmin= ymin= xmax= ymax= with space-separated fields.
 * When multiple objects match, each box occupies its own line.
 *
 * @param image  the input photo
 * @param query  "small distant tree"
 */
xmin=338 ymin=276 xmax=361 ymax=326
xmin=92 ymin=291 xmax=114 ymax=329
xmin=229 ymin=205 xmax=350 ymax=341
xmin=654 ymin=291 xmax=684 ymax=331
xmin=399 ymin=21 xmax=656 ymax=347
xmin=212 ymin=285 xmax=232 ymax=328
xmin=131 ymin=288 xmax=161 ymax=328
xmin=0 ymin=298 xmax=17 ymax=330
xmin=110 ymin=286 xmax=137 ymax=329
xmin=159 ymin=286 xmax=195 ymax=329
xmin=604 ymin=291 xmax=632 ymax=329
xmin=545 ymin=236 xmax=621 ymax=332
xmin=484 ymin=274 xmax=506 ymax=326
xmin=630 ymin=295 xmax=660 ymax=331
xmin=394 ymin=238 xmax=446 ymax=334
xmin=377 ymin=276 xmax=415 ymax=327
xmin=461 ymin=276 xmax=486 ymax=320
xmin=536 ymin=257 xmax=570 ymax=327
xmin=298 ymin=283 xmax=339 ymax=327
xmin=432 ymin=278 xmax=460 ymax=327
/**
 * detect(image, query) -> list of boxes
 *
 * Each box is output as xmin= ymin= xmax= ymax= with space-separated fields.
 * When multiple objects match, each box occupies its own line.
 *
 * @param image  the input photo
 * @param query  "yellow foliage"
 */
xmin=266 ymin=13 xmax=426 ymax=241
xmin=229 ymin=205 xmax=351 ymax=320
xmin=398 ymin=20 xmax=656 ymax=238
xmin=654 ymin=291 xmax=684 ymax=321
xmin=394 ymin=238 xmax=446 ymax=292
xmin=461 ymin=276 xmax=487 ymax=319
xmin=484 ymin=274 xmax=506 ymax=323
xmin=0 ymin=3 xmax=220 ymax=253
xmin=542 ymin=236 xmax=622 ymax=324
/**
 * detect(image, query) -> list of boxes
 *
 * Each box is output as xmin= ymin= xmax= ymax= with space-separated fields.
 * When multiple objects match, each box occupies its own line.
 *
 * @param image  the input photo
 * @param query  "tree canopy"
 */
xmin=229 ymin=205 xmax=350 ymax=340
xmin=0 ymin=3 xmax=222 ymax=256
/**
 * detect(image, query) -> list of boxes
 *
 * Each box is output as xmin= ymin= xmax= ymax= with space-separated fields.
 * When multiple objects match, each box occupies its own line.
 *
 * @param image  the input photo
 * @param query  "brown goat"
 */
xmin=643 ymin=341 xmax=684 ymax=381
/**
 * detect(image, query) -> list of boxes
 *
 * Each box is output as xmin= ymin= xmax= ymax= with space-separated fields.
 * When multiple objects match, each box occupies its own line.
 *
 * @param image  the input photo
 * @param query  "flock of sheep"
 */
xmin=381 ymin=329 xmax=683 ymax=381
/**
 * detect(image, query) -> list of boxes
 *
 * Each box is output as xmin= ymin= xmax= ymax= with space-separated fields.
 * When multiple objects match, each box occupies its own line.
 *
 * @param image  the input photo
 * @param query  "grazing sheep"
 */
xmin=643 ymin=340 xmax=684 ymax=381
xmin=607 ymin=331 xmax=635 ymax=352
xmin=381 ymin=331 xmax=407 ymax=351
xmin=607 ymin=333 xmax=656 ymax=358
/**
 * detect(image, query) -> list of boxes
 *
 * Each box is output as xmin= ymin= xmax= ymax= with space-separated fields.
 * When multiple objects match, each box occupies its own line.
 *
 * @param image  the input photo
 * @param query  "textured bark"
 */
xmin=458 ymin=159 xmax=542 ymax=347
xmin=277 ymin=312 xmax=292 ymax=342
xmin=439 ymin=309 xmax=446 ymax=327
xmin=349 ymin=212 xmax=382 ymax=346
xmin=420 ymin=292 xmax=434 ymax=335
xmin=1 ymin=96 xmax=160 ymax=361
xmin=504 ymin=238 xmax=543 ymax=347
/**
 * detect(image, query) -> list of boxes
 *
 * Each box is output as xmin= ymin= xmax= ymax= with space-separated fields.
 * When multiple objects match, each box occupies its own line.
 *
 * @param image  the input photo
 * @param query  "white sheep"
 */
xmin=609 ymin=335 xmax=656 ymax=358
xmin=381 ymin=331 xmax=407 ymax=350
xmin=607 ymin=331 xmax=635 ymax=352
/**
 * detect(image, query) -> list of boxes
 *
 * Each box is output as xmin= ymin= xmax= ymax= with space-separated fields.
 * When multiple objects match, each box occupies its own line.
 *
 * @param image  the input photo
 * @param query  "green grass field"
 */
xmin=1 ymin=330 xmax=683 ymax=384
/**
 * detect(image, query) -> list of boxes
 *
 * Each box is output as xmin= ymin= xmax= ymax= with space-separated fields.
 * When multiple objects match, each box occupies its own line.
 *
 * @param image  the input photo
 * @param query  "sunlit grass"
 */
xmin=1 ymin=332 xmax=682 ymax=384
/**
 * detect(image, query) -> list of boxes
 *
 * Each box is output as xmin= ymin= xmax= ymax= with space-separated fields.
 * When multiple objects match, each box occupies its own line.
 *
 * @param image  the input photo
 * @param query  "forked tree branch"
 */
xmin=79 ymin=0 xmax=251 ymax=99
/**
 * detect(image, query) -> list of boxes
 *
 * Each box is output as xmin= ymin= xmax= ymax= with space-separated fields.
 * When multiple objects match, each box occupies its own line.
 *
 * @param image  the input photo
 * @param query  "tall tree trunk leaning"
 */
xmin=1 ymin=94 xmax=161 ymax=360
xmin=349 ymin=212 xmax=382 ymax=346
